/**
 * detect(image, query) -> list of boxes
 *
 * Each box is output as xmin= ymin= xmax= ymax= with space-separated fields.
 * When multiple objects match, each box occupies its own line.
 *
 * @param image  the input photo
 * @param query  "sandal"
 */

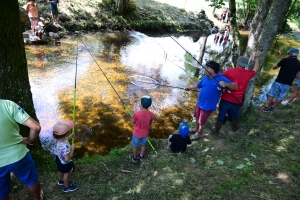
xmin=190 ymin=133 xmax=200 ymax=140
xmin=188 ymin=128 xmax=196 ymax=133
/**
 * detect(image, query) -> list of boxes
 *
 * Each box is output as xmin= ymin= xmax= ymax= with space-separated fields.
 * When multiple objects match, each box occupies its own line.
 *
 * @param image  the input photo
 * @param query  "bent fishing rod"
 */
xmin=77 ymin=36 xmax=158 ymax=155
xmin=149 ymin=20 xmax=243 ymax=105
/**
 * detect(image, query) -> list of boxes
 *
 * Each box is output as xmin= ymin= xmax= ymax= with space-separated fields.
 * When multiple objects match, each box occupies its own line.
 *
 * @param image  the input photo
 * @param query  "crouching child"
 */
xmin=167 ymin=122 xmax=191 ymax=153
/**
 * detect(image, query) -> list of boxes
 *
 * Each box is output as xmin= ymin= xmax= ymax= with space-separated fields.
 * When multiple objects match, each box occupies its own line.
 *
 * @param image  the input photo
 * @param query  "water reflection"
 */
xmin=26 ymin=31 xmax=233 ymax=157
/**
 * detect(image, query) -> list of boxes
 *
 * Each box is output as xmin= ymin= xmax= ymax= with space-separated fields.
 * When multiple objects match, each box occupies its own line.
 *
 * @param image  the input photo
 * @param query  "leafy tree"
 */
xmin=205 ymin=0 xmax=225 ymax=14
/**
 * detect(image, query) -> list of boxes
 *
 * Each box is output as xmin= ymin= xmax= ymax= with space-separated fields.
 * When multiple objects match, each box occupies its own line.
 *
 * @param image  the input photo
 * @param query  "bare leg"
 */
xmin=132 ymin=146 xmax=138 ymax=158
xmin=265 ymin=95 xmax=274 ymax=107
xmin=193 ymin=117 xmax=200 ymax=132
xmin=59 ymin=172 xmax=64 ymax=182
xmin=288 ymin=86 xmax=300 ymax=103
xmin=193 ymin=124 xmax=206 ymax=138
xmin=272 ymin=99 xmax=282 ymax=108
xmin=31 ymin=20 xmax=38 ymax=35
xmin=27 ymin=181 xmax=42 ymax=200
xmin=63 ymin=172 xmax=70 ymax=188
xmin=140 ymin=145 xmax=146 ymax=157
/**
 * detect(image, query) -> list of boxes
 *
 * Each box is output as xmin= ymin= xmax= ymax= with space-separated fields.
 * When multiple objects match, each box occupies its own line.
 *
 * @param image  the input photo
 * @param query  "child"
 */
xmin=53 ymin=120 xmax=78 ymax=192
xmin=34 ymin=21 xmax=44 ymax=40
xmin=167 ymin=122 xmax=191 ymax=153
xmin=130 ymin=96 xmax=155 ymax=163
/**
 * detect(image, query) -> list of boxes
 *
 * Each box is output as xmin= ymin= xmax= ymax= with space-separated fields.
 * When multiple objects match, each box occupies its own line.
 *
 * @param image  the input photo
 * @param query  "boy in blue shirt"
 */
xmin=185 ymin=61 xmax=237 ymax=140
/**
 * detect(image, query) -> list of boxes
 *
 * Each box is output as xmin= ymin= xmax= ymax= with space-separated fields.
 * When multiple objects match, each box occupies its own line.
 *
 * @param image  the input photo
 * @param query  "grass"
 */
xmin=9 ymin=98 xmax=300 ymax=199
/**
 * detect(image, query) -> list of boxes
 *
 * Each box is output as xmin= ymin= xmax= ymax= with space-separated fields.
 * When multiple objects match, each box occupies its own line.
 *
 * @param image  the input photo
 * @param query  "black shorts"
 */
xmin=55 ymin=156 xmax=74 ymax=173
xmin=51 ymin=10 xmax=58 ymax=16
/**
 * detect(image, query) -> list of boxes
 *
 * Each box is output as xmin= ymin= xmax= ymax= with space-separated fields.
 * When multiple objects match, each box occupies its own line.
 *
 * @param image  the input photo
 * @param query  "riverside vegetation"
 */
xmin=14 ymin=0 xmax=300 ymax=199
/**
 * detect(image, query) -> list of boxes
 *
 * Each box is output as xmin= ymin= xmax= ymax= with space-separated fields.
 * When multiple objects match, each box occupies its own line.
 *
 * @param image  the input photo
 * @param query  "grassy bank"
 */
xmin=19 ymin=0 xmax=213 ymax=33
xmin=10 ymin=100 xmax=300 ymax=199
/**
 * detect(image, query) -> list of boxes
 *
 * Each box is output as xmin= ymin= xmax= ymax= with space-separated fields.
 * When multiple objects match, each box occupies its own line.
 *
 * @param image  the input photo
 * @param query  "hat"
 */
xmin=206 ymin=61 xmax=220 ymax=73
xmin=287 ymin=48 xmax=299 ymax=55
xmin=178 ymin=122 xmax=189 ymax=138
xmin=53 ymin=120 xmax=74 ymax=135
xmin=38 ymin=21 xmax=44 ymax=26
xmin=141 ymin=95 xmax=152 ymax=108
xmin=237 ymin=56 xmax=249 ymax=68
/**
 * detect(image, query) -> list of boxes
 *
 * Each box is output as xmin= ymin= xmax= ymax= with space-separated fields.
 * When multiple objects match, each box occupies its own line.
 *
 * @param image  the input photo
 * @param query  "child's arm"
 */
xmin=64 ymin=144 xmax=75 ymax=162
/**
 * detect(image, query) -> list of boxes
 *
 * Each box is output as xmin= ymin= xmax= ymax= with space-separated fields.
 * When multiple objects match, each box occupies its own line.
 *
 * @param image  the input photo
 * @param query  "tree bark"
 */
xmin=195 ymin=36 xmax=208 ymax=77
xmin=246 ymin=0 xmax=273 ymax=55
xmin=241 ymin=0 xmax=292 ymax=114
xmin=0 ymin=1 xmax=38 ymax=136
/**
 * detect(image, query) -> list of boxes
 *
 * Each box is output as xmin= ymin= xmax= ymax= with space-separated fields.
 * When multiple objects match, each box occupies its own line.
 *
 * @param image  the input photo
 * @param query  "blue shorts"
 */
xmin=0 ymin=152 xmax=39 ymax=199
xmin=132 ymin=135 xmax=147 ymax=147
xmin=268 ymin=81 xmax=290 ymax=100
xmin=294 ymin=78 xmax=300 ymax=87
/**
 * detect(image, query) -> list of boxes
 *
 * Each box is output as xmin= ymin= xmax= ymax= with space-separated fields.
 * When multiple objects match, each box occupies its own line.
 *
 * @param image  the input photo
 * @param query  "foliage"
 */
xmin=205 ymin=0 xmax=226 ymax=9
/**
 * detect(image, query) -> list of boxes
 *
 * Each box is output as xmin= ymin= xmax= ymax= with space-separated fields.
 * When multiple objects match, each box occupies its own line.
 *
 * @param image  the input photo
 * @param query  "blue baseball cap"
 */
xmin=287 ymin=48 xmax=299 ymax=55
xmin=141 ymin=95 xmax=152 ymax=108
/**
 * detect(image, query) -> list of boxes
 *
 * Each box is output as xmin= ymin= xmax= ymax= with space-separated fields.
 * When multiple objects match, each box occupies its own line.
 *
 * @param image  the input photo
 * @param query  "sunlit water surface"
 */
xmin=25 ymin=31 xmax=244 ymax=157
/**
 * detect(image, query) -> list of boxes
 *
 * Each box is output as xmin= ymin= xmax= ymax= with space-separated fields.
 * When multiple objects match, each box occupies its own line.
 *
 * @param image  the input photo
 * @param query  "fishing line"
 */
xmin=72 ymin=38 xmax=78 ymax=145
xmin=126 ymin=27 xmax=198 ymax=82
xmin=129 ymin=75 xmax=199 ymax=92
xmin=148 ymin=20 xmax=243 ymax=105
xmin=77 ymin=36 xmax=158 ymax=155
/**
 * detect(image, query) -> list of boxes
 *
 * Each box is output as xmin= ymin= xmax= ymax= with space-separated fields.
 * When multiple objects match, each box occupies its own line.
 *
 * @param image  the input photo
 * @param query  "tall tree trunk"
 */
xmin=229 ymin=0 xmax=239 ymax=40
xmin=241 ymin=0 xmax=292 ymax=114
xmin=243 ymin=3 xmax=251 ymax=28
xmin=212 ymin=6 xmax=216 ymax=14
xmin=195 ymin=36 xmax=207 ymax=77
xmin=0 ymin=1 xmax=38 ymax=136
xmin=246 ymin=0 xmax=273 ymax=55
xmin=116 ymin=0 xmax=124 ymax=14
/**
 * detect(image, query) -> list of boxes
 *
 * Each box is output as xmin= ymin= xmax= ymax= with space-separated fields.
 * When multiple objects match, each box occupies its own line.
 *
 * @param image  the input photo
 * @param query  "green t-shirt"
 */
xmin=0 ymin=100 xmax=30 ymax=167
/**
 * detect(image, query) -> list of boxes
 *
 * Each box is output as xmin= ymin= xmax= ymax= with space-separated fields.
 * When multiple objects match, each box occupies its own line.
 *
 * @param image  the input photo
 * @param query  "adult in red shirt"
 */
xmin=212 ymin=51 xmax=261 ymax=135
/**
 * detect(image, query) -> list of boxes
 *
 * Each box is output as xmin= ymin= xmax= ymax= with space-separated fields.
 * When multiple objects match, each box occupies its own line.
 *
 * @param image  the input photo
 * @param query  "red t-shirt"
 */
xmin=221 ymin=67 xmax=256 ymax=104
xmin=132 ymin=110 xmax=155 ymax=138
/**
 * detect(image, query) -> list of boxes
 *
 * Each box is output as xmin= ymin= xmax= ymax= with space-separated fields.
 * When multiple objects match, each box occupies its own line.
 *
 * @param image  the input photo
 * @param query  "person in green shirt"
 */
xmin=0 ymin=99 xmax=44 ymax=200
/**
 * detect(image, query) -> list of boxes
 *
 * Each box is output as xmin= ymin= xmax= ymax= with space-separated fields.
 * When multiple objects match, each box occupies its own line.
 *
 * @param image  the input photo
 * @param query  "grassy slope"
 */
xmin=13 ymin=0 xmax=300 ymax=199
xmin=10 ymin=102 xmax=300 ymax=199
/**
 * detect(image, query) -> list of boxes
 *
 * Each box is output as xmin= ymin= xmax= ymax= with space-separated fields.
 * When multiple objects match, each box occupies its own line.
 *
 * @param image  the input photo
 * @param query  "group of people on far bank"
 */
xmin=25 ymin=0 xmax=59 ymax=39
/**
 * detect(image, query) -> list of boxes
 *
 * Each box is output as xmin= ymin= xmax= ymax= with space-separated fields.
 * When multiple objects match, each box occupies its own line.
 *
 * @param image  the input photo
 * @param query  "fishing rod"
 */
xmin=77 ymin=36 xmax=158 ymax=155
xmin=131 ymin=80 xmax=199 ymax=92
xmin=149 ymin=20 xmax=243 ymax=105
xmin=72 ymin=39 xmax=79 ymax=145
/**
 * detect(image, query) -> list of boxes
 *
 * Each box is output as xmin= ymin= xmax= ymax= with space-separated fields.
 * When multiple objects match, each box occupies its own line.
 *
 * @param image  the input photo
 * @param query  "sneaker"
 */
xmin=281 ymin=100 xmax=290 ymax=105
xmin=129 ymin=154 xmax=137 ymax=163
xmin=62 ymin=183 xmax=78 ymax=193
xmin=139 ymin=155 xmax=144 ymax=162
xmin=57 ymin=179 xmax=74 ymax=186
xmin=261 ymin=106 xmax=270 ymax=112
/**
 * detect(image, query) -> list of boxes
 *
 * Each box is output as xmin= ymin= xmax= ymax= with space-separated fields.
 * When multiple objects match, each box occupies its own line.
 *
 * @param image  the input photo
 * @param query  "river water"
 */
xmin=25 ymin=30 xmax=241 ymax=157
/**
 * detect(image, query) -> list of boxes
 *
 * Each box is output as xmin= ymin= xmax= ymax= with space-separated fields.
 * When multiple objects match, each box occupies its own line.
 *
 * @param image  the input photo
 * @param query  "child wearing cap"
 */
xmin=130 ymin=96 xmax=155 ymax=163
xmin=166 ymin=122 xmax=191 ymax=153
xmin=53 ymin=120 xmax=78 ymax=192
